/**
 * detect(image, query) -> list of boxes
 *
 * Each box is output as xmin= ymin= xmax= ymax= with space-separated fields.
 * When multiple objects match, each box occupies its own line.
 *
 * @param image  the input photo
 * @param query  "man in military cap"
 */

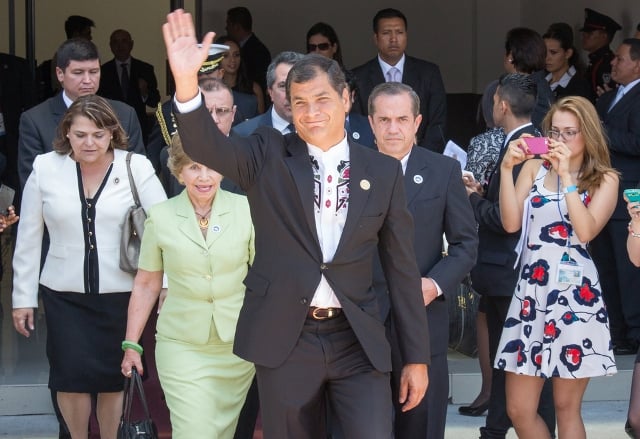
xmin=580 ymin=8 xmax=622 ymax=97
xmin=147 ymin=44 xmax=228 ymax=173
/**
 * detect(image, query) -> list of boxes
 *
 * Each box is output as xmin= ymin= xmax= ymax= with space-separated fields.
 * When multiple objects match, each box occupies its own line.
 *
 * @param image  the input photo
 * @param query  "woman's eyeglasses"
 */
xmin=307 ymin=43 xmax=331 ymax=52
xmin=546 ymin=129 xmax=581 ymax=142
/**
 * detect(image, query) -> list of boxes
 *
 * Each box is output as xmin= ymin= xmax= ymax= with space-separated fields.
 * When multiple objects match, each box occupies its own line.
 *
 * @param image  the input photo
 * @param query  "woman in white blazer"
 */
xmin=12 ymin=95 xmax=166 ymax=439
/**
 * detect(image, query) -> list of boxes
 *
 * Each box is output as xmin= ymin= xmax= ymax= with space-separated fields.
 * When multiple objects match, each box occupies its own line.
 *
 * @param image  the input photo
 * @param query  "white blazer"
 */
xmin=12 ymin=149 xmax=167 ymax=308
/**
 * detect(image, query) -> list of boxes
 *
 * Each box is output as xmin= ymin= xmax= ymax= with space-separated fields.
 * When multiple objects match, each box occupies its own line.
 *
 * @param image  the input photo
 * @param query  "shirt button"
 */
xmin=88 ymin=232 xmax=92 ymax=236
xmin=88 ymin=218 xmax=92 ymax=223
xmin=90 ymin=245 xmax=94 ymax=249
xmin=320 ymin=264 xmax=327 ymax=270
xmin=300 ymin=297 xmax=308 ymax=304
xmin=208 ymin=298 xmax=213 ymax=303
xmin=205 ymin=275 xmax=212 ymax=280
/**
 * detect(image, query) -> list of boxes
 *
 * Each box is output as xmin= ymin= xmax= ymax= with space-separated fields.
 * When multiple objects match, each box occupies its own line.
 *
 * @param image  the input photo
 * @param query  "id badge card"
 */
xmin=556 ymin=261 xmax=584 ymax=285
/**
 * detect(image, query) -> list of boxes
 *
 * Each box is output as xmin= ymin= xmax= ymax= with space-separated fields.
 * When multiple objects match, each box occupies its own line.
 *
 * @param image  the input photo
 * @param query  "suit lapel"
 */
xmin=283 ymin=135 xmax=321 ymax=247
xmin=334 ymin=142 xmax=371 ymax=255
xmin=175 ymin=191 xmax=207 ymax=249
xmin=404 ymin=148 xmax=428 ymax=205
xmin=205 ymin=189 xmax=231 ymax=249
xmin=609 ymin=83 xmax=640 ymax=116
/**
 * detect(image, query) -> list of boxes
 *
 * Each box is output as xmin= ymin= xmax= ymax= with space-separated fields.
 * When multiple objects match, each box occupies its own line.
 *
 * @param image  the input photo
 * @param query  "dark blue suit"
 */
xmin=389 ymin=147 xmax=477 ymax=439
xmin=592 ymin=82 xmax=640 ymax=345
xmin=352 ymin=56 xmax=447 ymax=152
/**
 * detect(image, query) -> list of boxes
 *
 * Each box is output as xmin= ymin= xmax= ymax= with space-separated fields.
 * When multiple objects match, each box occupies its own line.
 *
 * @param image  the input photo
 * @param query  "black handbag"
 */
xmin=120 ymin=152 xmax=147 ymax=273
xmin=448 ymin=275 xmax=480 ymax=357
xmin=117 ymin=367 xmax=158 ymax=439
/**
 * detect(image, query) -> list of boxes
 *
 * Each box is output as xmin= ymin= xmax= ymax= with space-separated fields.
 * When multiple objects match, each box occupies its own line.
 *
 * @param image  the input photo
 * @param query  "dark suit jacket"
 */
xmin=232 ymin=90 xmax=259 ymax=123
xmin=240 ymin=33 xmax=271 ymax=93
xmin=175 ymin=102 xmax=430 ymax=371
xmin=98 ymin=57 xmax=161 ymax=140
xmin=597 ymin=82 xmax=640 ymax=220
xmin=401 ymin=148 xmax=478 ymax=356
xmin=232 ymin=107 xmax=274 ymax=137
xmin=469 ymin=124 xmax=537 ymax=297
xmin=18 ymin=93 xmax=145 ymax=188
xmin=346 ymin=112 xmax=375 ymax=149
xmin=352 ymin=56 xmax=447 ymax=152
xmin=0 ymin=53 xmax=36 ymax=192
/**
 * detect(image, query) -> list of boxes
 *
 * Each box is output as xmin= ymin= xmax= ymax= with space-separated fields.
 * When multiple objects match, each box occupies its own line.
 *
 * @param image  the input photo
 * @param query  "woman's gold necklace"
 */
xmin=195 ymin=207 xmax=213 ymax=229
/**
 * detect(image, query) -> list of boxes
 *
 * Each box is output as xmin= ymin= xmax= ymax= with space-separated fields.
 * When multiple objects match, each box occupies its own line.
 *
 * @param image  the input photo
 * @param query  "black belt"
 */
xmin=307 ymin=307 xmax=343 ymax=321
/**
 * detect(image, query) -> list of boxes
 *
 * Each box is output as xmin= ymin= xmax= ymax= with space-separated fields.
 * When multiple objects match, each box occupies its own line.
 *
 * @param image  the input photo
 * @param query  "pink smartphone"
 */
xmin=523 ymin=137 xmax=549 ymax=154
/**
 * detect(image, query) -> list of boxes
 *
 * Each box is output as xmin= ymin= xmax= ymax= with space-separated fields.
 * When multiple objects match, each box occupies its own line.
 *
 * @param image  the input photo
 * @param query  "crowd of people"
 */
xmin=1 ymin=4 xmax=640 ymax=439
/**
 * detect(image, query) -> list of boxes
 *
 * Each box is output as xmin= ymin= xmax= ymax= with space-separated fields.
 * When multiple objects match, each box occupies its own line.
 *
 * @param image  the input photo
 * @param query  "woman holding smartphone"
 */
xmin=495 ymin=96 xmax=618 ymax=439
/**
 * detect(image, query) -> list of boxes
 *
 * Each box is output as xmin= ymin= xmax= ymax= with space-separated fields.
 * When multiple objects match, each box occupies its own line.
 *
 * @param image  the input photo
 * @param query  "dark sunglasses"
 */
xmin=307 ymin=42 xmax=331 ymax=52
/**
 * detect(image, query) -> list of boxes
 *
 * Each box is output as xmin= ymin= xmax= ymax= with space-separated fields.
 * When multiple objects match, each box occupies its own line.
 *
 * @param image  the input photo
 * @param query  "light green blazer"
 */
xmin=139 ymin=189 xmax=254 ymax=344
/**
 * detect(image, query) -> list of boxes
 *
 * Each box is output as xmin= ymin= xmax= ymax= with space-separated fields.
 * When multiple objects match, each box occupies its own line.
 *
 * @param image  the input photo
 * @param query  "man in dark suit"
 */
xmin=98 ymin=29 xmax=161 ymax=143
xmin=36 ymin=15 xmax=94 ymax=103
xmin=369 ymin=82 xmax=477 ymax=439
xmin=592 ymin=38 xmax=640 ymax=355
xmin=352 ymin=8 xmax=447 ymax=152
xmin=0 ymin=53 xmax=36 ymax=196
xmin=234 ymin=52 xmax=375 ymax=150
xmin=163 ymin=10 xmax=430 ymax=438
xmin=233 ymin=51 xmax=303 ymax=137
xmin=225 ymin=6 xmax=271 ymax=95
xmin=464 ymin=73 xmax=554 ymax=439
xmin=18 ymin=38 xmax=144 ymax=189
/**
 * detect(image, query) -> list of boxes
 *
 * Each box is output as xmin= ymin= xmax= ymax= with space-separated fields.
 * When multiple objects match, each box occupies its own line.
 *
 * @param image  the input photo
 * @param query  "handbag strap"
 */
xmin=125 ymin=152 xmax=142 ymax=208
xmin=122 ymin=367 xmax=152 ymax=423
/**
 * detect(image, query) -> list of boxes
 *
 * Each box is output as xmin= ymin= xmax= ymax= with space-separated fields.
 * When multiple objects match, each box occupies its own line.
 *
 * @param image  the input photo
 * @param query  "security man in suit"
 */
xmin=18 ymin=38 xmax=144 ymax=189
xmin=464 ymin=73 xmax=555 ymax=439
xmin=370 ymin=82 xmax=477 ymax=439
xmin=580 ymin=8 xmax=622 ymax=97
xmin=352 ymin=8 xmax=447 ymax=152
xmin=98 ymin=29 xmax=161 ymax=143
xmin=592 ymin=38 xmax=640 ymax=355
xmin=163 ymin=10 xmax=430 ymax=438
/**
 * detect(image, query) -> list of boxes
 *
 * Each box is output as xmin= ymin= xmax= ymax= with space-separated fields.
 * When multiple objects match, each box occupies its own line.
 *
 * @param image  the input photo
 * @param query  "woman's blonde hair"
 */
xmin=52 ymin=95 xmax=128 ymax=154
xmin=541 ymin=96 xmax=618 ymax=195
xmin=167 ymin=133 xmax=193 ymax=181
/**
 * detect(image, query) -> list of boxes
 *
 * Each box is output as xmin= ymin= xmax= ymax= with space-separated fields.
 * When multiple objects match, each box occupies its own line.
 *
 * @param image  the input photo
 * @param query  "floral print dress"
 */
xmin=495 ymin=163 xmax=617 ymax=379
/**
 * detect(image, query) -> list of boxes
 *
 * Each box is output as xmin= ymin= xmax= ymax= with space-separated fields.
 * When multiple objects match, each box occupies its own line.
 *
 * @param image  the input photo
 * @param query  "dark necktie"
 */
xmin=120 ymin=63 xmax=130 ymax=100
xmin=286 ymin=123 xmax=296 ymax=134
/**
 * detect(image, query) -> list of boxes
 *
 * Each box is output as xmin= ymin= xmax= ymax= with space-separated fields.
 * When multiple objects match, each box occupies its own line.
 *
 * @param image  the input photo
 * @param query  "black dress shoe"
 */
xmin=458 ymin=400 xmax=489 ymax=417
xmin=626 ymin=419 xmax=636 ymax=438
xmin=614 ymin=340 xmax=639 ymax=356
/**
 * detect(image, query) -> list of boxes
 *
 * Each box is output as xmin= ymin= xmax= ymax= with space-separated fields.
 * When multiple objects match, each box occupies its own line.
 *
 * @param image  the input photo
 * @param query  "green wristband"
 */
xmin=121 ymin=340 xmax=143 ymax=355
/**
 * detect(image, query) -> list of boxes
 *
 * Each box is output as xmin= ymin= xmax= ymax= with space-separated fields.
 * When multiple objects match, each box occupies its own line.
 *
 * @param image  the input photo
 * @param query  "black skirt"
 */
xmin=40 ymin=285 xmax=130 ymax=393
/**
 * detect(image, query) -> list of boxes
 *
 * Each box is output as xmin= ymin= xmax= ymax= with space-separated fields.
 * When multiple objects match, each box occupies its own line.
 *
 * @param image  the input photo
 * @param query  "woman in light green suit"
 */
xmin=121 ymin=134 xmax=255 ymax=438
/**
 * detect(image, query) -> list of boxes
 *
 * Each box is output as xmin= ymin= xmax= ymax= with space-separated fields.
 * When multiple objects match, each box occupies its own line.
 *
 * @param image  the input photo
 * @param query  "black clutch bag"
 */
xmin=117 ymin=367 xmax=158 ymax=439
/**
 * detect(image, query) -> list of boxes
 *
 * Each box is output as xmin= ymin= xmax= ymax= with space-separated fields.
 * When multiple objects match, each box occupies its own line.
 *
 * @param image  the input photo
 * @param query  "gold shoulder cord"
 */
xmin=156 ymin=105 xmax=173 ymax=146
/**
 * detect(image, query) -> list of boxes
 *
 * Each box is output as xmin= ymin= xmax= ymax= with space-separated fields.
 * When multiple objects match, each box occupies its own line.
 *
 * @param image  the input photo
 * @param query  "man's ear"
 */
xmin=55 ymin=67 xmax=64 ymax=84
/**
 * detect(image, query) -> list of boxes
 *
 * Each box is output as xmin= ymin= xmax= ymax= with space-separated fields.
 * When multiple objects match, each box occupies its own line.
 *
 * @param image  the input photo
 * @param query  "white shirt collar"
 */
xmin=621 ymin=78 xmax=640 ymax=94
xmin=546 ymin=65 xmax=576 ymax=91
xmin=378 ymin=54 xmax=406 ymax=79
xmin=399 ymin=150 xmax=411 ymax=174
xmin=270 ymin=107 xmax=291 ymax=134
xmin=62 ymin=90 xmax=74 ymax=108
xmin=504 ymin=122 xmax=533 ymax=145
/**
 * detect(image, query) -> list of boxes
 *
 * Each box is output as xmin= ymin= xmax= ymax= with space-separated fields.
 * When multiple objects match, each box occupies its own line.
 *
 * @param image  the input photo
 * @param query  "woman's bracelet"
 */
xmin=121 ymin=340 xmax=143 ymax=355
xmin=628 ymin=222 xmax=640 ymax=239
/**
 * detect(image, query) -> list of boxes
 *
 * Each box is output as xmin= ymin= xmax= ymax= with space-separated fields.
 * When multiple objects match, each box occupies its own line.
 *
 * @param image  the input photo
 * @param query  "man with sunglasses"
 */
xmin=233 ymin=51 xmax=304 ymax=137
xmin=352 ymin=8 xmax=447 ymax=153
xmin=591 ymin=38 xmax=640 ymax=356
